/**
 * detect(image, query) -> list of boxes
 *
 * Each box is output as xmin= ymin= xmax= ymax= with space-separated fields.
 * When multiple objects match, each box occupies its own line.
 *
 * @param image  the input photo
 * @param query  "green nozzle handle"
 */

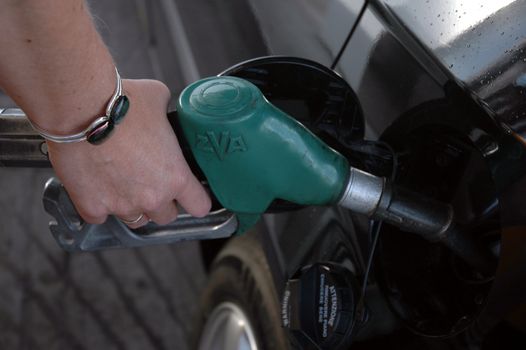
xmin=177 ymin=76 xmax=349 ymax=232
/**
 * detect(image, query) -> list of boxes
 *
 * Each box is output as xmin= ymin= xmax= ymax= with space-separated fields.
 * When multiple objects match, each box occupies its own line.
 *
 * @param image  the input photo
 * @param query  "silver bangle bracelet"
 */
xmin=30 ymin=67 xmax=130 ymax=145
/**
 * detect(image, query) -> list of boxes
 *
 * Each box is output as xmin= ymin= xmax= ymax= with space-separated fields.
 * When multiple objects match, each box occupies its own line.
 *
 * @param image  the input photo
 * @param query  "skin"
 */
xmin=0 ymin=0 xmax=211 ymax=227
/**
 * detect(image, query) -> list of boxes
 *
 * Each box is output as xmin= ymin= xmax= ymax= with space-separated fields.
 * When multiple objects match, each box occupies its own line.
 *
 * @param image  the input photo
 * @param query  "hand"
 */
xmin=46 ymin=79 xmax=211 ymax=228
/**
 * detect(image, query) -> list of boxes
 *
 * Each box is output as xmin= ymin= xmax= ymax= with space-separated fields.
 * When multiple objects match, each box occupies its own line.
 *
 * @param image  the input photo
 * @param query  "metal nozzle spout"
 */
xmin=338 ymin=167 xmax=496 ymax=272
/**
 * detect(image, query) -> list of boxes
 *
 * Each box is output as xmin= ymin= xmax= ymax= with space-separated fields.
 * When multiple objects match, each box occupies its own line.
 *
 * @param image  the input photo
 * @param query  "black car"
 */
xmin=189 ymin=1 xmax=526 ymax=349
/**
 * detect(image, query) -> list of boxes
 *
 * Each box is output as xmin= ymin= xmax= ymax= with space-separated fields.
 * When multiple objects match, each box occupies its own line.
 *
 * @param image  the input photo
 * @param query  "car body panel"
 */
xmin=175 ymin=0 xmax=526 ymax=344
xmin=247 ymin=0 xmax=365 ymax=67
xmin=335 ymin=5 xmax=446 ymax=138
xmin=371 ymin=0 xmax=526 ymax=139
xmin=245 ymin=0 xmax=526 ymax=342
xmin=332 ymin=0 xmax=526 ymax=340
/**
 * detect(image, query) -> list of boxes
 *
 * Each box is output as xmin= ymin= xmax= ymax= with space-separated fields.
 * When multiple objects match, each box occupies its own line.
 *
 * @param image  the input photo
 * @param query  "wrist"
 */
xmin=28 ymin=60 xmax=117 ymax=135
xmin=47 ymin=79 xmax=169 ymax=154
xmin=31 ymin=67 xmax=130 ymax=145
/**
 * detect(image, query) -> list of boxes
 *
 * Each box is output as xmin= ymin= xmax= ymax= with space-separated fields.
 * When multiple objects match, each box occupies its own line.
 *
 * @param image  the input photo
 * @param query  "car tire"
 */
xmin=193 ymin=232 xmax=290 ymax=350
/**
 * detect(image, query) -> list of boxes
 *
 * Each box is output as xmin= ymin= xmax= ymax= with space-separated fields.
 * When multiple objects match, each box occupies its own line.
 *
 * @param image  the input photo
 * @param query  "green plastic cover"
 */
xmin=177 ymin=76 xmax=349 ymax=233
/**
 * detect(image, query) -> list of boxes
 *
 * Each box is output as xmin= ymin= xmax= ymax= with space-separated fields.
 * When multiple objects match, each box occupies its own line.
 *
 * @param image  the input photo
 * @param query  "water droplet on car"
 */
xmin=516 ymin=74 xmax=526 ymax=87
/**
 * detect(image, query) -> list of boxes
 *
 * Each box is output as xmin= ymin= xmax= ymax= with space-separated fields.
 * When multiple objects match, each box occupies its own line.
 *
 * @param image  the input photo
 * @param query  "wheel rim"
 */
xmin=198 ymin=302 xmax=259 ymax=350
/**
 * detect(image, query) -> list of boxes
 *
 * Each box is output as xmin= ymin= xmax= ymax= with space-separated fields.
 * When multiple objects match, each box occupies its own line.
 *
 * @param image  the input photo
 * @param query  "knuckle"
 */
xmin=112 ymin=204 xmax=135 ymax=219
xmin=77 ymin=204 xmax=107 ymax=224
xmin=110 ymin=197 xmax=133 ymax=215
xmin=173 ymin=172 xmax=191 ymax=196
xmin=141 ymin=191 xmax=162 ymax=213
xmin=193 ymin=197 xmax=212 ymax=218
xmin=145 ymin=80 xmax=171 ymax=101
xmin=153 ymin=216 xmax=175 ymax=226
xmin=151 ymin=204 xmax=178 ymax=225
xmin=156 ymin=81 xmax=171 ymax=99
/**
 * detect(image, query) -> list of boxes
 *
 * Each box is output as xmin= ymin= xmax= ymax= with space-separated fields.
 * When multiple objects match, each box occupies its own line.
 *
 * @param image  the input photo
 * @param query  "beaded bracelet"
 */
xmin=30 ymin=67 xmax=129 ymax=145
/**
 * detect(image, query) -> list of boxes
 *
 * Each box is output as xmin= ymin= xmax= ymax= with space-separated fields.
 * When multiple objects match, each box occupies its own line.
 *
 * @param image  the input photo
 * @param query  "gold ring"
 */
xmin=119 ymin=213 xmax=144 ymax=224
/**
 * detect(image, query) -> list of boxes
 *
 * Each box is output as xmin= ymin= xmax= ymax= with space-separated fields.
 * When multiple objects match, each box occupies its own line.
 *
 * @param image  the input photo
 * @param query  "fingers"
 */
xmin=112 ymin=195 xmax=178 ymax=228
xmin=113 ymin=180 xmax=204 ymax=228
xmin=68 ymin=194 xmax=108 ymax=225
xmin=146 ymin=200 xmax=179 ymax=225
xmin=174 ymin=170 xmax=211 ymax=218
xmin=76 ymin=207 xmax=107 ymax=225
xmin=77 ymin=202 xmax=150 ymax=229
xmin=73 ymin=178 xmax=202 ymax=229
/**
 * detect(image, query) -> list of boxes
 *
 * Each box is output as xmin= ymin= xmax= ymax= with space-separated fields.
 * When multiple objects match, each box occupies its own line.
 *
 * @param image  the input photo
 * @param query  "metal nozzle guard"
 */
xmin=338 ymin=168 xmax=385 ymax=216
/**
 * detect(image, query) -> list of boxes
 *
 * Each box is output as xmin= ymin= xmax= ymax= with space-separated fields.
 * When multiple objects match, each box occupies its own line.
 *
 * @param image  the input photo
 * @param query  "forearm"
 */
xmin=0 ymin=0 xmax=115 ymax=134
xmin=0 ymin=1 xmax=211 ymax=224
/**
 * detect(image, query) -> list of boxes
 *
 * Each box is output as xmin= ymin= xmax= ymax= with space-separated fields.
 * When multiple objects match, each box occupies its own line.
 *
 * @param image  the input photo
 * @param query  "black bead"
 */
xmin=111 ymin=95 xmax=129 ymax=124
xmin=87 ymin=119 xmax=115 ymax=145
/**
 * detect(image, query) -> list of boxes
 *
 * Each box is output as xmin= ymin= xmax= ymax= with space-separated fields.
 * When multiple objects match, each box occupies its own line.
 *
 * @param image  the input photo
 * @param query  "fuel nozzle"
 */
xmin=177 ymin=77 xmax=495 ymax=271
xmin=177 ymin=76 xmax=349 ymax=232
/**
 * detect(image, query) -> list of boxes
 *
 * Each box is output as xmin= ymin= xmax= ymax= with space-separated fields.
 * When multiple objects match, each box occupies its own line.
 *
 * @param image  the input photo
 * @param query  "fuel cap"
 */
xmin=282 ymin=262 xmax=358 ymax=349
